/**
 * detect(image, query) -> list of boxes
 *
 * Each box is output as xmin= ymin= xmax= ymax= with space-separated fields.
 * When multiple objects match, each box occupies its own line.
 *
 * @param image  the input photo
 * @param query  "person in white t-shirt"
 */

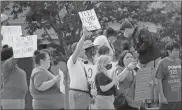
xmin=82 ymin=40 xmax=98 ymax=109
xmin=67 ymin=27 xmax=91 ymax=109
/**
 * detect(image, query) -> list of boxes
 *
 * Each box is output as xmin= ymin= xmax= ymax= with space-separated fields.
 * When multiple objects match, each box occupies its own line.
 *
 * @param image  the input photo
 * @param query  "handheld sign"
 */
xmin=59 ymin=69 xmax=65 ymax=94
xmin=79 ymin=9 xmax=101 ymax=31
xmin=12 ymin=35 xmax=37 ymax=58
xmin=1 ymin=26 xmax=22 ymax=35
xmin=134 ymin=67 xmax=151 ymax=101
xmin=1 ymin=26 xmax=22 ymax=46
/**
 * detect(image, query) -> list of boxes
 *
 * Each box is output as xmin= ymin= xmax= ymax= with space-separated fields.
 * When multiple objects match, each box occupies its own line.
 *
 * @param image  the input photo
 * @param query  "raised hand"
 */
xmin=82 ymin=26 xmax=92 ymax=39
xmin=127 ymin=61 xmax=137 ymax=70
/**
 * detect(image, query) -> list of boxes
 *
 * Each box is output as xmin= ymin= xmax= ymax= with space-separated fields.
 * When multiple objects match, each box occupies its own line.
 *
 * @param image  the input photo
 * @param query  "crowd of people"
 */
xmin=1 ymin=14 xmax=181 ymax=110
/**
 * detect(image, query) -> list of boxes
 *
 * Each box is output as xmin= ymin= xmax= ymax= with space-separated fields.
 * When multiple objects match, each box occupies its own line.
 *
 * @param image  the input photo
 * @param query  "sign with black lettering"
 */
xmin=12 ymin=35 xmax=37 ymax=58
xmin=79 ymin=9 xmax=101 ymax=31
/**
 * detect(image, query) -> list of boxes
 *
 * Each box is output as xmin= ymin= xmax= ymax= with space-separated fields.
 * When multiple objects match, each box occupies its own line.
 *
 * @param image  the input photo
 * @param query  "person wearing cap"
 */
xmin=81 ymin=40 xmax=98 ymax=109
xmin=121 ymin=19 xmax=161 ymax=107
xmin=1 ymin=14 xmax=9 ymax=25
xmin=67 ymin=26 xmax=92 ymax=109
xmin=93 ymin=33 xmax=114 ymax=59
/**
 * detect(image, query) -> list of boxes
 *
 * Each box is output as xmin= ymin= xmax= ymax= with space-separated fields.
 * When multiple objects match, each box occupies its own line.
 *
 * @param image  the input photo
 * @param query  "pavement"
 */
xmin=146 ymin=107 xmax=159 ymax=110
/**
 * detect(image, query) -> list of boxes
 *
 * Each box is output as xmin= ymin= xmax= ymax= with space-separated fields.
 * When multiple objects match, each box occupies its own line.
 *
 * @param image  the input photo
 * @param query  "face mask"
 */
xmin=105 ymin=64 xmax=112 ymax=70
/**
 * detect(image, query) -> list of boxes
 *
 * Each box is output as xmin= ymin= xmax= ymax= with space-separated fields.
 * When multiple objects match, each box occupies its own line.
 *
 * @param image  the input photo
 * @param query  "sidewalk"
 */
xmin=146 ymin=107 xmax=159 ymax=110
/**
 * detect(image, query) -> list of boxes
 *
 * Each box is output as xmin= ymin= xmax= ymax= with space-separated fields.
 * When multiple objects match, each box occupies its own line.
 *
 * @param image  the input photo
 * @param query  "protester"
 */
xmin=82 ymin=40 xmax=98 ymax=109
xmin=121 ymin=19 xmax=161 ymax=106
xmin=98 ymin=45 xmax=110 ymax=56
xmin=67 ymin=26 xmax=91 ymax=109
xmin=95 ymin=55 xmax=118 ymax=109
xmin=29 ymin=49 xmax=64 ymax=109
xmin=155 ymin=41 xmax=181 ymax=110
xmin=93 ymin=33 xmax=114 ymax=58
xmin=1 ymin=45 xmax=28 ymax=109
xmin=114 ymin=50 xmax=143 ymax=110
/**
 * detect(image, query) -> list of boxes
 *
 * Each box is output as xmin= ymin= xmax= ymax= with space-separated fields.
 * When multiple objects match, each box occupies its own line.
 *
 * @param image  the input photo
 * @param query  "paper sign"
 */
xmin=1 ymin=26 xmax=22 ymax=46
xmin=1 ymin=26 xmax=22 ymax=35
xmin=2 ymin=34 xmax=16 ymax=46
xmin=59 ymin=69 xmax=65 ymax=94
xmin=134 ymin=67 xmax=151 ymax=101
xmin=12 ymin=35 xmax=37 ymax=58
xmin=79 ymin=9 xmax=101 ymax=31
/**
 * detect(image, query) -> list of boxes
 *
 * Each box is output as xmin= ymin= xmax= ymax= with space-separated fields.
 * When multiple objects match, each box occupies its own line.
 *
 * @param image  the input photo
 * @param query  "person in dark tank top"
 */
xmin=29 ymin=49 xmax=64 ymax=109
xmin=94 ymin=55 xmax=118 ymax=109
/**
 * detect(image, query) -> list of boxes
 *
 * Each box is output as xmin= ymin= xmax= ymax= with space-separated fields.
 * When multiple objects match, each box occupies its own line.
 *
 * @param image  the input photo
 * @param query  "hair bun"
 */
xmin=2 ymin=44 xmax=9 ymax=49
xmin=34 ymin=50 xmax=40 ymax=56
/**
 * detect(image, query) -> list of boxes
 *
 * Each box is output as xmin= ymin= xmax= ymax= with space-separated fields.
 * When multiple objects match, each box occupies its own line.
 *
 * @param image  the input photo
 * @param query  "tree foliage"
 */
xmin=1 ymin=1 xmax=181 ymax=62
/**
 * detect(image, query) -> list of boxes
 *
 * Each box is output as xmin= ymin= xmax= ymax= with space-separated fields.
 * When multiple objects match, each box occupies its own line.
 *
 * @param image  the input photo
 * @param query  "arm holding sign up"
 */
xmin=72 ymin=26 xmax=90 ymax=64
xmin=1 ymin=45 xmax=18 ymax=71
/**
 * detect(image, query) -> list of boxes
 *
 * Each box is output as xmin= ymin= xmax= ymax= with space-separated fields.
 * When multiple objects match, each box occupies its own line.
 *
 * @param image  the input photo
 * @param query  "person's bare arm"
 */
xmin=72 ymin=27 xmax=89 ymax=64
xmin=100 ymin=81 xmax=115 ymax=92
xmin=34 ymin=73 xmax=60 ymax=91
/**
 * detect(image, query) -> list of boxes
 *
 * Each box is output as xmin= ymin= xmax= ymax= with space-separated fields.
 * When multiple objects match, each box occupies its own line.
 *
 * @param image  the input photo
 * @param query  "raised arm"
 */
xmin=2 ymin=57 xmax=18 ymax=71
xmin=72 ymin=27 xmax=90 ymax=64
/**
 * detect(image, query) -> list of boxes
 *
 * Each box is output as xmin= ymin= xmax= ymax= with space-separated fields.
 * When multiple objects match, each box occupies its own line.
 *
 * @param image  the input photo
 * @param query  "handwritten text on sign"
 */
xmin=1 ymin=26 xmax=22 ymax=35
xmin=79 ymin=9 xmax=101 ymax=31
xmin=1 ymin=26 xmax=22 ymax=46
xmin=134 ymin=68 xmax=151 ymax=101
xmin=12 ymin=35 xmax=37 ymax=58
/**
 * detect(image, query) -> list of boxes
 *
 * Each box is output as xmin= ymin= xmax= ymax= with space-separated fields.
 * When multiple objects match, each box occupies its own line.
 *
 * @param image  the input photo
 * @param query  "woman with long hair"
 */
xmin=94 ymin=55 xmax=118 ymax=109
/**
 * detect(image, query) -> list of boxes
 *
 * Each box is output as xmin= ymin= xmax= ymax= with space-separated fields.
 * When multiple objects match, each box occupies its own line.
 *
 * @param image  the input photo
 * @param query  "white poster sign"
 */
xmin=1 ymin=26 xmax=22 ymax=46
xmin=1 ymin=26 xmax=22 ymax=35
xmin=79 ymin=9 xmax=101 ymax=31
xmin=12 ymin=35 xmax=37 ymax=58
xmin=59 ymin=69 xmax=65 ymax=94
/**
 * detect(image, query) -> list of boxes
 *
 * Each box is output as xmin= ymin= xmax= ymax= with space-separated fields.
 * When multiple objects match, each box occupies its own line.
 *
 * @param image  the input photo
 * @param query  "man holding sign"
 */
xmin=67 ymin=26 xmax=92 ymax=109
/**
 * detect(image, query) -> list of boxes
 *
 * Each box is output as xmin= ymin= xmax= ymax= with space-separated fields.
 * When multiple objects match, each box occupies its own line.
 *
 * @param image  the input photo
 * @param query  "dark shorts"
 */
xmin=159 ymin=101 xmax=181 ymax=110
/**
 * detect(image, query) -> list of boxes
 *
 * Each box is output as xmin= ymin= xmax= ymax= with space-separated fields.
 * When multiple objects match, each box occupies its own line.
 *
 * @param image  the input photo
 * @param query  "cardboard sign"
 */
xmin=1 ymin=26 xmax=22 ymax=46
xmin=79 ymin=9 xmax=101 ymax=31
xmin=12 ymin=35 xmax=37 ymax=58
xmin=134 ymin=67 xmax=151 ymax=101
